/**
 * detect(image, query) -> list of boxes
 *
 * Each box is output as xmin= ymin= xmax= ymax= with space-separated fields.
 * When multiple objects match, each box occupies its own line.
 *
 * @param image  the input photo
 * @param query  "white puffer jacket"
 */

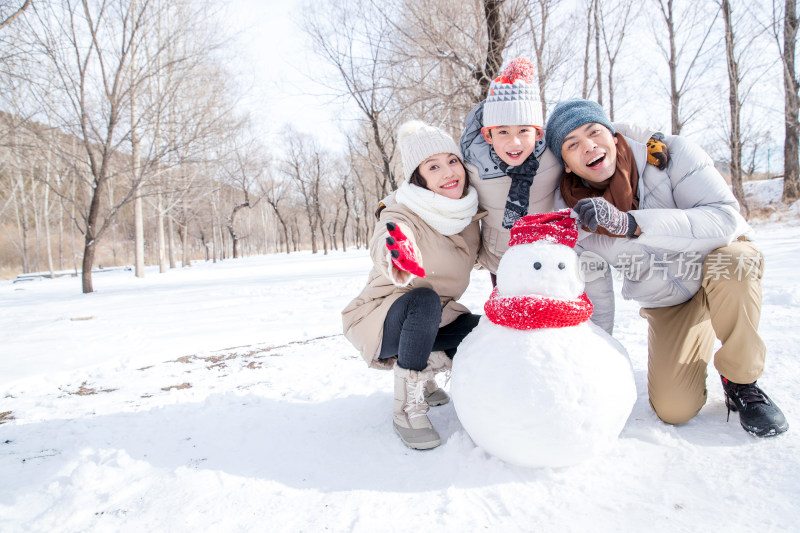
xmin=557 ymin=135 xmax=752 ymax=332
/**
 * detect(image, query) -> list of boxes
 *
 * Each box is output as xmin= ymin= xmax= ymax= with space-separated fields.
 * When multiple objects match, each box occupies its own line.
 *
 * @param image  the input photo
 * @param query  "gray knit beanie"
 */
xmin=545 ymin=99 xmax=615 ymax=164
xmin=483 ymin=57 xmax=543 ymax=128
xmin=397 ymin=120 xmax=462 ymax=182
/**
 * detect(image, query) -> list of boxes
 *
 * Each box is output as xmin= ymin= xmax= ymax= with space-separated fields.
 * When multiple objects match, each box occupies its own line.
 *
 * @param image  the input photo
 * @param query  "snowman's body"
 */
xmin=451 ymin=215 xmax=636 ymax=468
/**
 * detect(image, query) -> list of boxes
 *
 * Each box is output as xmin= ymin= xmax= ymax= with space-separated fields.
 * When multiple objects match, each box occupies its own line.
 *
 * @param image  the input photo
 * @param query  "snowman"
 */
xmin=451 ymin=210 xmax=636 ymax=468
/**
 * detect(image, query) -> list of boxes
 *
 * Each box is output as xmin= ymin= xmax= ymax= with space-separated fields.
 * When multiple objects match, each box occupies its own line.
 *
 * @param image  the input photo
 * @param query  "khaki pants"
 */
xmin=640 ymin=239 xmax=765 ymax=425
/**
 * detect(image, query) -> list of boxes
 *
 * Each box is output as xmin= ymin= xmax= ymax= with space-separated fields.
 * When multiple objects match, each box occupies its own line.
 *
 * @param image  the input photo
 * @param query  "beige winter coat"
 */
xmin=341 ymin=198 xmax=484 ymax=370
xmin=467 ymin=146 xmax=562 ymax=273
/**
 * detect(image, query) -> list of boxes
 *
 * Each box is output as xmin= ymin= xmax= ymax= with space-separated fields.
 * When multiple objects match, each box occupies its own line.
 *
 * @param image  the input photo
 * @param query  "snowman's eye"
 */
xmin=558 ymin=262 xmax=566 ymax=270
xmin=533 ymin=262 xmax=542 ymax=270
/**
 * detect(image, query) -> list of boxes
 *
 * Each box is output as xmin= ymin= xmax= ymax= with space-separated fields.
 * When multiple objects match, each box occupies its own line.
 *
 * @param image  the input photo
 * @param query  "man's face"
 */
xmin=560 ymin=123 xmax=618 ymax=187
xmin=482 ymin=125 xmax=543 ymax=166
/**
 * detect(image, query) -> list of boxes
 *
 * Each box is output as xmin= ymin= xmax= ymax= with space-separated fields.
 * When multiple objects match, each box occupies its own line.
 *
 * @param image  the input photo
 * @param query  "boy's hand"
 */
xmin=647 ymin=132 xmax=669 ymax=170
xmin=385 ymin=222 xmax=426 ymax=278
xmin=574 ymin=198 xmax=638 ymax=238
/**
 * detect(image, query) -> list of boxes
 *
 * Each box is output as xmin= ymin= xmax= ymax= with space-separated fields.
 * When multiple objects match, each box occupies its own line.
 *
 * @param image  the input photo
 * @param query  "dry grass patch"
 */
xmin=73 ymin=381 xmax=117 ymax=396
xmin=162 ymin=383 xmax=192 ymax=392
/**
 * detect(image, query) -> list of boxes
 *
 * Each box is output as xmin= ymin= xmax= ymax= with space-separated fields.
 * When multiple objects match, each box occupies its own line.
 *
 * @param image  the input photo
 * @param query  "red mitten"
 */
xmin=385 ymin=222 xmax=426 ymax=278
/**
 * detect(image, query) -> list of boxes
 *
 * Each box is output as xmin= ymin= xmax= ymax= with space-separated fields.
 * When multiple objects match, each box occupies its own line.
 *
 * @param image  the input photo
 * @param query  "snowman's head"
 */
xmin=496 ymin=240 xmax=584 ymax=299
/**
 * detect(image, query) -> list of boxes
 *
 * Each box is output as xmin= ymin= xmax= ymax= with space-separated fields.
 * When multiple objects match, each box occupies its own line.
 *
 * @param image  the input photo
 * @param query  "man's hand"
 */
xmin=574 ymin=197 xmax=638 ymax=238
xmin=385 ymin=222 xmax=426 ymax=278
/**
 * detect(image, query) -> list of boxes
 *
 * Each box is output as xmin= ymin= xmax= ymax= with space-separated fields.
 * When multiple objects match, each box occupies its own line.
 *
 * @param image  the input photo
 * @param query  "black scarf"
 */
xmin=493 ymin=148 xmax=540 ymax=229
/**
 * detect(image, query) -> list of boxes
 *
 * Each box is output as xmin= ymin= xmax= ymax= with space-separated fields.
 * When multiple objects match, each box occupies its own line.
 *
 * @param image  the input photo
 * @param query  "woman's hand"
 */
xmin=385 ymin=222 xmax=426 ymax=278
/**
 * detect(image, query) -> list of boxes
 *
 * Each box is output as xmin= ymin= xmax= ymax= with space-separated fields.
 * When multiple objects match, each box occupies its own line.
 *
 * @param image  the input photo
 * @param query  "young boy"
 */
xmin=460 ymin=57 xmax=663 ymax=279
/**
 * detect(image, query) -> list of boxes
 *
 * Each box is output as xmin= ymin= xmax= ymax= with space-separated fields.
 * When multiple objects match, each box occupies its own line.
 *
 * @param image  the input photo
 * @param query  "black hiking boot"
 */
xmin=721 ymin=376 xmax=789 ymax=438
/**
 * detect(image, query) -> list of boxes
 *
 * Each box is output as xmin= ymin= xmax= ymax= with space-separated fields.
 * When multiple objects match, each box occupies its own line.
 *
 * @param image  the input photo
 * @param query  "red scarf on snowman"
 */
xmin=484 ymin=210 xmax=594 ymax=330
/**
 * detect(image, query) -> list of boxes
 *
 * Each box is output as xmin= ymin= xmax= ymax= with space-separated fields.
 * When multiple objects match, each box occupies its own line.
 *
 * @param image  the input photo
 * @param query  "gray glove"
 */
xmin=574 ymin=197 xmax=638 ymax=237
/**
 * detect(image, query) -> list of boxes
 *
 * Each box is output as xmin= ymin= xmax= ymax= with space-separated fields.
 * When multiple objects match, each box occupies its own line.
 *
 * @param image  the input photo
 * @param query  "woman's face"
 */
xmin=417 ymin=153 xmax=466 ymax=200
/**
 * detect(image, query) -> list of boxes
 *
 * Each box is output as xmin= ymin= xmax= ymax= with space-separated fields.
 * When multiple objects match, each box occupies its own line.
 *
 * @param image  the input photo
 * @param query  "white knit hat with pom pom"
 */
xmin=397 ymin=120 xmax=462 ymax=182
xmin=483 ymin=57 xmax=543 ymax=128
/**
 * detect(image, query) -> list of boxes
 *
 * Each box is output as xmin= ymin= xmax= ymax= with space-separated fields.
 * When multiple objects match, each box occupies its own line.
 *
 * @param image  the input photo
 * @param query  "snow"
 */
xmin=452 ymin=237 xmax=635 ymax=468
xmin=2 ymin=211 xmax=800 ymax=531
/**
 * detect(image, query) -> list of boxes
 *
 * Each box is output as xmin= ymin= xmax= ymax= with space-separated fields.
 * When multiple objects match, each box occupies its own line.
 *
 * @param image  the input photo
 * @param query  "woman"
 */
xmin=342 ymin=120 xmax=484 ymax=450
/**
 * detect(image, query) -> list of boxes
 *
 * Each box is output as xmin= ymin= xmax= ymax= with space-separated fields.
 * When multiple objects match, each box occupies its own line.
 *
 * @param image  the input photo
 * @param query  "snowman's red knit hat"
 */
xmin=508 ymin=209 xmax=577 ymax=248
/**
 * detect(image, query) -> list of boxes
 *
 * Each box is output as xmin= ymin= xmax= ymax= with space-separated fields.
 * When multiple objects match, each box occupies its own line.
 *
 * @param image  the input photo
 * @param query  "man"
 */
xmin=545 ymin=98 xmax=788 ymax=438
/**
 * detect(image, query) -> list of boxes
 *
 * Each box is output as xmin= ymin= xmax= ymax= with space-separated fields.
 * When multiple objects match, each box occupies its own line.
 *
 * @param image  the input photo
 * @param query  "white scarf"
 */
xmin=395 ymin=182 xmax=478 ymax=236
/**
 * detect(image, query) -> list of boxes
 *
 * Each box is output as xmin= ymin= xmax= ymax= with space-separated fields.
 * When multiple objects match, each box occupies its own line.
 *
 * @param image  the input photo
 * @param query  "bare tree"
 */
xmin=719 ymin=0 xmax=749 ymax=217
xmin=581 ymin=0 xmax=595 ymax=99
xmin=338 ymin=171 xmax=351 ymax=251
xmin=345 ymin=135 xmax=375 ymax=248
xmin=22 ymin=0 xmax=231 ymax=291
xmin=594 ymin=0 xmax=603 ymax=107
xmin=775 ymin=0 xmax=800 ymax=202
xmin=480 ymin=0 xmax=510 ymax=100
xmin=389 ymin=0 xmax=528 ymax=123
xmin=525 ymin=0 xmax=571 ymax=122
xmin=598 ymin=0 xmax=639 ymax=120
xmin=263 ymin=176 xmax=292 ymax=255
xmin=218 ymin=133 xmax=266 ymax=259
xmin=25 ymin=0 xmax=151 ymax=292
xmin=306 ymin=0 xmax=402 ymax=193
xmin=652 ymin=0 xmax=720 ymax=134
xmin=0 ymin=0 xmax=30 ymax=31
xmin=281 ymin=129 xmax=332 ymax=254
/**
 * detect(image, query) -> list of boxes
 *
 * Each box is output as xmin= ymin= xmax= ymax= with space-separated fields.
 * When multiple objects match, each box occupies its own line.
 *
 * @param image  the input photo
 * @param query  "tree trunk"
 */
xmin=582 ymin=0 xmax=592 ymax=99
xmin=784 ymin=0 xmax=800 ymax=202
xmin=30 ymin=167 xmax=41 ymax=273
xmin=44 ymin=172 xmax=55 ymax=277
xmin=722 ymin=0 xmax=748 ymax=218
xmin=157 ymin=193 xmax=167 ymax=273
xmin=268 ymin=200 xmax=291 ymax=254
xmin=666 ymin=3 xmax=681 ymax=134
xmin=593 ymin=0 xmax=603 ymax=106
xmin=478 ymin=0 xmax=506 ymax=101
xmin=227 ymin=201 xmax=249 ymax=259
xmin=134 ymin=195 xmax=145 ymax=275
xmin=341 ymin=180 xmax=350 ymax=252
xmin=131 ymin=30 xmax=145 ymax=278
xmin=13 ymin=164 xmax=30 ymax=273
xmin=181 ymin=220 xmax=191 ymax=267
xmin=168 ymin=213 xmax=177 ymax=268
xmin=81 ymin=177 xmax=105 ymax=293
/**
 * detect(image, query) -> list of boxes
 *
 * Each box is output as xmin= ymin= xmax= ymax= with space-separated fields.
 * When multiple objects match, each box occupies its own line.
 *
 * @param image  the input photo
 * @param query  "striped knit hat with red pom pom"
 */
xmin=483 ymin=57 xmax=543 ymax=128
xmin=507 ymin=209 xmax=578 ymax=248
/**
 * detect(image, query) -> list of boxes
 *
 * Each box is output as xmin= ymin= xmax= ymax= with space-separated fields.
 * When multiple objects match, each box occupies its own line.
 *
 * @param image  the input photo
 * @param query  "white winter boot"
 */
xmin=424 ymin=351 xmax=452 ymax=406
xmin=393 ymin=365 xmax=441 ymax=450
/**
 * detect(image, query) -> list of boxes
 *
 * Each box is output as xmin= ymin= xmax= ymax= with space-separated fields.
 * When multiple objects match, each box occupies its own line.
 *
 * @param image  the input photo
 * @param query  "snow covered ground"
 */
xmin=1 ymin=193 xmax=799 ymax=532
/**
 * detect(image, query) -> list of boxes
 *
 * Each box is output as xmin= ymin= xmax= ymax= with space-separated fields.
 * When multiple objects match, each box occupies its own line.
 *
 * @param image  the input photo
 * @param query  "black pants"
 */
xmin=378 ymin=287 xmax=481 ymax=371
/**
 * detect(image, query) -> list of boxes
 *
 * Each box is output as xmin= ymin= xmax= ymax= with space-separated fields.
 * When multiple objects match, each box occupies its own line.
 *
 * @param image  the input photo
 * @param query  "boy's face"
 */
xmin=560 ymin=123 xmax=618 ymax=187
xmin=481 ymin=125 xmax=543 ymax=166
